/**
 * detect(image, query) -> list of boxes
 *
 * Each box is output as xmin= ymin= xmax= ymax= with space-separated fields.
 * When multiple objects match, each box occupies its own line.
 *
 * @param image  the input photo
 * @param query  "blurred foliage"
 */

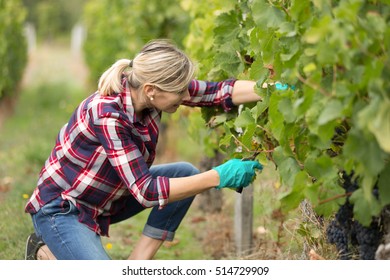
xmin=182 ymin=0 xmax=390 ymax=226
xmin=22 ymin=0 xmax=86 ymax=41
xmin=82 ymin=0 xmax=190 ymax=83
xmin=0 ymin=0 xmax=28 ymax=99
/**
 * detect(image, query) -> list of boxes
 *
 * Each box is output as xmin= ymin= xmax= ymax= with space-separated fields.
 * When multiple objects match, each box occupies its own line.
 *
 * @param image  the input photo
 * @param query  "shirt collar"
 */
xmin=121 ymin=79 xmax=161 ymax=126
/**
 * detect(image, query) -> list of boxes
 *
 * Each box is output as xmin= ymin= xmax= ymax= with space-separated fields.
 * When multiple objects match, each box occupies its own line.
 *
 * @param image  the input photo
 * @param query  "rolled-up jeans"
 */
xmin=31 ymin=162 xmax=198 ymax=260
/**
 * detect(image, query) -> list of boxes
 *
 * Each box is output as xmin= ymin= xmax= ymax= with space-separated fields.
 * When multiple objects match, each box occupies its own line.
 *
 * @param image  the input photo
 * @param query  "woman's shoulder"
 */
xmin=86 ymin=92 xmax=125 ymax=120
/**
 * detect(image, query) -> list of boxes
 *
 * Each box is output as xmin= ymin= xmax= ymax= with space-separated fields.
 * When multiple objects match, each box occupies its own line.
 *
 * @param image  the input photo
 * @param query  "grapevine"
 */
xmin=182 ymin=0 xmax=390 ymax=257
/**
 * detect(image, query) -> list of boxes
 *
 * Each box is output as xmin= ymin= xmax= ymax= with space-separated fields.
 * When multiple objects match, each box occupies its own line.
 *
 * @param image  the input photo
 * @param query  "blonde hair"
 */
xmin=98 ymin=39 xmax=195 ymax=96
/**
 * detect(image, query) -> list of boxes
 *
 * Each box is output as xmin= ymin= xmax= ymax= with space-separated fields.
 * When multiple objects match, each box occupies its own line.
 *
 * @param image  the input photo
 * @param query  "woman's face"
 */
xmin=151 ymin=88 xmax=190 ymax=113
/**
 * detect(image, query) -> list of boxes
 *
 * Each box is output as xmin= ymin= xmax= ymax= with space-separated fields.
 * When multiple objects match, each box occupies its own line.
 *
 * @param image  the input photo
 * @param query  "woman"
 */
xmin=24 ymin=39 xmax=263 ymax=260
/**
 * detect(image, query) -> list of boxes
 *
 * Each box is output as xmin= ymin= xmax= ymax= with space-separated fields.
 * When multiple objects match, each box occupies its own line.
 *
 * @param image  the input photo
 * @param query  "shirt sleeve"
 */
xmin=182 ymin=79 xmax=237 ymax=112
xmin=92 ymin=112 xmax=169 ymax=209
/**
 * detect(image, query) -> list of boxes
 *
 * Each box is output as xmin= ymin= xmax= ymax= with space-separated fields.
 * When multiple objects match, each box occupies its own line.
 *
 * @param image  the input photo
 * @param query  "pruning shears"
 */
xmin=236 ymin=151 xmax=261 ymax=194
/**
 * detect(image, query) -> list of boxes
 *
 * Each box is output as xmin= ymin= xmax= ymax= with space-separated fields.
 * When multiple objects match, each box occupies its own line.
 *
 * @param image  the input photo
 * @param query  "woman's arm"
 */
xmin=183 ymin=80 xmax=262 ymax=111
xmin=168 ymin=159 xmax=262 ymax=203
xmin=231 ymin=80 xmax=262 ymax=105
xmin=168 ymin=170 xmax=219 ymax=203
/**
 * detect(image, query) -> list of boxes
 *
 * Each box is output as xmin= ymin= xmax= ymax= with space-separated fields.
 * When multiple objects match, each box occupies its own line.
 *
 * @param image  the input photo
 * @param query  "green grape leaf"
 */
xmin=343 ymin=128 xmax=386 ymax=177
xmin=318 ymin=99 xmax=343 ymax=125
xmin=234 ymin=107 xmax=255 ymax=128
xmin=290 ymin=0 xmax=311 ymax=22
xmin=278 ymin=22 xmax=297 ymax=38
xmin=249 ymin=57 xmax=268 ymax=83
xmin=269 ymin=93 xmax=284 ymax=141
xmin=211 ymin=114 xmax=227 ymax=127
xmin=219 ymin=133 xmax=233 ymax=148
xmin=350 ymin=189 xmax=382 ymax=226
xmin=367 ymin=100 xmax=390 ymax=153
xmin=275 ymin=157 xmax=301 ymax=187
xmin=251 ymin=100 xmax=268 ymax=120
xmin=241 ymin=123 xmax=257 ymax=150
xmin=278 ymin=96 xmax=296 ymax=123
xmin=214 ymin=12 xmax=240 ymax=43
xmin=280 ymin=171 xmax=308 ymax=212
xmin=304 ymin=154 xmax=338 ymax=181
xmin=250 ymin=1 xmax=285 ymax=29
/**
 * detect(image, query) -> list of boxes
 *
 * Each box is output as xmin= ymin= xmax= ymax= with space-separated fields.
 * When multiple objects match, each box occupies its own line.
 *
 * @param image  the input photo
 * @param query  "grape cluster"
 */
xmin=326 ymin=220 xmax=350 ymax=259
xmin=327 ymin=124 xmax=350 ymax=158
xmin=353 ymin=220 xmax=382 ymax=260
xmin=325 ymin=171 xmax=383 ymax=260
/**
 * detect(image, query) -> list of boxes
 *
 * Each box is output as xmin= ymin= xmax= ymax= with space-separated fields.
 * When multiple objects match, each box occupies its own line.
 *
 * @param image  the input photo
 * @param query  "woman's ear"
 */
xmin=143 ymin=84 xmax=156 ymax=100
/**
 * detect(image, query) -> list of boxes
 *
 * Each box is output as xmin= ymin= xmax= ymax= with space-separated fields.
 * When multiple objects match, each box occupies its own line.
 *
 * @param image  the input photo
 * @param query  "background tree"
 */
xmin=22 ymin=0 xmax=86 ymax=41
xmin=0 ymin=0 xmax=27 ymax=99
xmin=82 ymin=0 xmax=190 ymax=83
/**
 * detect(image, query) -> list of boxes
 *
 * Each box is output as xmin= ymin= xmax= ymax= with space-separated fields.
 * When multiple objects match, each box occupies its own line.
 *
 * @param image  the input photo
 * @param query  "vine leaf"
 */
xmin=368 ymin=100 xmax=390 ymax=153
xmin=274 ymin=149 xmax=301 ymax=187
xmin=250 ymin=1 xmax=285 ymax=29
xmin=234 ymin=107 xmax=255 ymax=128
xmin=343 ymin=128 xmax=387 ymax=177
xmin=350 ymin=189 xmax=382 ymax=227
xmin=280 ymin=171 xmax=307 ymax=212
xmin=317 ymin=99 xmax=343 ymax=126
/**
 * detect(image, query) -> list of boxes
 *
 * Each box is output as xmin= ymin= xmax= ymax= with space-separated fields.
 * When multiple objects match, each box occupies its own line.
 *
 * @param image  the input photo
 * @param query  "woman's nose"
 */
xmin=182 ymin=90 xmax=191 ymax=101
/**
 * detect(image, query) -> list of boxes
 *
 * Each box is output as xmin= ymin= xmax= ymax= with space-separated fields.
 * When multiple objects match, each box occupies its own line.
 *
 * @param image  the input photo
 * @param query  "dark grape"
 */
xmin=353 ymin=220 xmax=383 ymax=260
xmin=335 ymin=204 xmax=353 ymax=225
xmin=335 ymin=127 xmax=344 ymax=135
xmin=340 ymin=171 xmax=358 ymax=193
xmin=325 ymin=171 xmax=383 ymax=260
xmin=326 ymin=220 xmax=350 ymax=259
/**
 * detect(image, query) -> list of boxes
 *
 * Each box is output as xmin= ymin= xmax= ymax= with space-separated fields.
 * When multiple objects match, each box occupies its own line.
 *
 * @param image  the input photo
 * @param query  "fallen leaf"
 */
xmin=163 ymin=239 xmax=180 ymax=248
xmin=309 ymin=249 xmax=325 ymax=260
xmin=191 ymin=216 xmax=206 ymax=223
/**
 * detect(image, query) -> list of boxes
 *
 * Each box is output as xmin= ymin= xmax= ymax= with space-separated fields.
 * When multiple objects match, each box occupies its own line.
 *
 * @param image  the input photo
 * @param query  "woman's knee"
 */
xmin=150 ymin=161 xmax=200 ymax=178
xmin=176 ymin=162 xmax=200 ymax=177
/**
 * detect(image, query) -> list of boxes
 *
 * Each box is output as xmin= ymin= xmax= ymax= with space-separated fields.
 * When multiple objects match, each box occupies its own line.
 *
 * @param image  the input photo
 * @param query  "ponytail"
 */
xmin=98 ymin=59 xmax=131 ymax=96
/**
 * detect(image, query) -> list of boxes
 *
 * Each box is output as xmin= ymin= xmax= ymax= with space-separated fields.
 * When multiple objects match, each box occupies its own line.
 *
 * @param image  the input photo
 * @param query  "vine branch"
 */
xmin=318 ymin=192 xmax=353 ymax=205
xmin=297 ymin=73 xmax=331 ymax=97
xmin=231 ymin=134 xmax=275 ymax=154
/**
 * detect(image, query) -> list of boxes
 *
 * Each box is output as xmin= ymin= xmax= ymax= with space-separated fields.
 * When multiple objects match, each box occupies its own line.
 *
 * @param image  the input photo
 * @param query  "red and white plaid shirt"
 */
xmin=25 ymin=78 xmax=236 ymax=236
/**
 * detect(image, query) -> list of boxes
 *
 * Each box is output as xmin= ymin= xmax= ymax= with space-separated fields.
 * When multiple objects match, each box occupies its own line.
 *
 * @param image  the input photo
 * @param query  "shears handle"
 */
xmin=235 ymin=152 xmax=260 ymax=194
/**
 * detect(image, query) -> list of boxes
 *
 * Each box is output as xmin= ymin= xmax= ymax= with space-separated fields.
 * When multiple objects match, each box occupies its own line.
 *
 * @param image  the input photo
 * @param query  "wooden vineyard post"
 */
xmin=24 ymin=23 xmax=36 ymax=54
xmin=234 ymin=184 xmax=254 ymax=257
xmin=234 ymin=104 xmax=254 ymax=257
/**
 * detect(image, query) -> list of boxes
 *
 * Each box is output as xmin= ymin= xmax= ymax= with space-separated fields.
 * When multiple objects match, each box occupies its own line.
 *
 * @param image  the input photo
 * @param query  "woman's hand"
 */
xmin=212 ymin=159 xmax=263 ymax=190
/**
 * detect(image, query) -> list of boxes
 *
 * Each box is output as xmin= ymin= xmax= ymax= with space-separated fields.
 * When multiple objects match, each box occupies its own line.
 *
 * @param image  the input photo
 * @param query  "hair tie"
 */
xmin=129 ymin=60 xmax=133 ymax=68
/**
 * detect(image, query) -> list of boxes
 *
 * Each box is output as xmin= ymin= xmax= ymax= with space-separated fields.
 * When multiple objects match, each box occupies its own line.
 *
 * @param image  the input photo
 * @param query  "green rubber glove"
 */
xmin=212 ymin=159 xmax=263 ymax=190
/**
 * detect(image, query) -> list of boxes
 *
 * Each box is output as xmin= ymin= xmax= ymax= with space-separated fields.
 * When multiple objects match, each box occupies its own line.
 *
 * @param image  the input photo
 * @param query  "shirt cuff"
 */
xmin=157 ymin=176 xmax=170 ymax=209
xmin=221 ymin=79 xmax=237 ymax=112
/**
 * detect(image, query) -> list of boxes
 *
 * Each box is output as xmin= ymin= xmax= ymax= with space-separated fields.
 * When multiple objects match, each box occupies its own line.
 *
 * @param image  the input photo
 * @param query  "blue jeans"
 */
xmin=31 ymin=162 xmax=198 ymax=260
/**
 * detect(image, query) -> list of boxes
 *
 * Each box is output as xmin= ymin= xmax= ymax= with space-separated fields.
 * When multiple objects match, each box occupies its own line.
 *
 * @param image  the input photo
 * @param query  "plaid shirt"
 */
xmin=25 ymin=78 xmax=236 ymax=236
